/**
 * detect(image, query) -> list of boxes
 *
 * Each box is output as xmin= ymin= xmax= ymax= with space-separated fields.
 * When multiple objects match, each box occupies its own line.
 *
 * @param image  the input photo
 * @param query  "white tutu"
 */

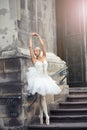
xmin=26 ymin=60 xmax=61 ymax=96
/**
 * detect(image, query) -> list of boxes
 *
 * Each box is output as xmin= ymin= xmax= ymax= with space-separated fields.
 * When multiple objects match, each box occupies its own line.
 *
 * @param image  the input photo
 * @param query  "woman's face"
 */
xmin=34 ymin=47 xmax=40 ymax=57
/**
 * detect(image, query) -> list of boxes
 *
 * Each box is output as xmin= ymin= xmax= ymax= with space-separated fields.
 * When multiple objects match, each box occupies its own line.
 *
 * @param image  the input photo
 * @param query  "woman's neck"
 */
xmin=36 ymin=56 xmax=41 ymax=60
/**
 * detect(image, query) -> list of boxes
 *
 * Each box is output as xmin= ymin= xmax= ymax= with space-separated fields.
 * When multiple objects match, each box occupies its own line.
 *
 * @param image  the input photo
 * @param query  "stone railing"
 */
xmin=51 ymin=66 xmax=68 ymax=85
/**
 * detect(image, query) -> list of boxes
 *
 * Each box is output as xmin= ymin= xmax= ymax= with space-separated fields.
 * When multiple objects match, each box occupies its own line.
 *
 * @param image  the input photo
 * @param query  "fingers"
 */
xmin=31 ymin=32 xmax=39 ymax=36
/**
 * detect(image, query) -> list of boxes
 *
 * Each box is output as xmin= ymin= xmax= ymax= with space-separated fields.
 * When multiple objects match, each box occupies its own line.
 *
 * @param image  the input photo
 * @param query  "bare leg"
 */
xmin=40 ymin=96 xmax=50 ymax=125
xmin=39 ymin=95 xmax=43 ymax=124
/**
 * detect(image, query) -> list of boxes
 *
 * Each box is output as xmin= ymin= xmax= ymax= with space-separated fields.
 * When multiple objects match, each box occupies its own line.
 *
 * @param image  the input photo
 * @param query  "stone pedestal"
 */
xmin=0 ymin=57 xmax=23 ymax=128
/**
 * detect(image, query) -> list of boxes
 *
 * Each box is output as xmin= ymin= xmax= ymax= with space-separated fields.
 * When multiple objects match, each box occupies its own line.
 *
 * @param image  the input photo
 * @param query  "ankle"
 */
xmin=46 ymin=116 xmax=50 ymax=125
xmin=39 ymin=115 xmax=43 ymax=125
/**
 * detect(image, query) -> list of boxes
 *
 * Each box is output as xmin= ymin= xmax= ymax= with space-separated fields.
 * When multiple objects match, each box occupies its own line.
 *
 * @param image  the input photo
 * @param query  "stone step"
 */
xmin=32 ymin=115 xmax=87 ymax=124
xmin=50 ymin=108 xmax=87 ymax=116
xmin=31 ymin=114 xmax=87 ymax=124
xmin=28 ymin=87 xmax=87 ymax=129
xmin=69 ymin=90 xmax=87 ymax=94
xmin=28 ymin=122 xmax=87 ymax=130
xmin=67 ymin=95 xmax=87 ymax=102
xmin=59 ymin=102 xmax=87 ymax=109
xmin=50 ymin=115 xmax=87 ymax=123
xmin=70 ymin=89 xmax=87 ymax=91
xmin=69 ymin=87 xmax=87 ymax=90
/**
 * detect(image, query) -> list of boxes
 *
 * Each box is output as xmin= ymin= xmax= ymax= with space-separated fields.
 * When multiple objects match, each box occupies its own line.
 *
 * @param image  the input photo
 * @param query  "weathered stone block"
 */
xmin=0 ymin=60 xmax=4 ymax=72
xmin=3 ymin=118 xmax=22 ymax=127
xmin=0 ymin=83 xmax=22 ymax=94
xmin=0 ymin=72 xmax=21 ymax=83
xmin=0 ymin=105 xmax=7 ymax=117
xmin=4 ymin=58 xmax=20 ymax=71
xmin=2 ymin=50 xmax=17 ymax=58
xmin=4 ymin=72 xmax=21 ymax=83
xmin=0 ymin=57 xmax=22 ymax=83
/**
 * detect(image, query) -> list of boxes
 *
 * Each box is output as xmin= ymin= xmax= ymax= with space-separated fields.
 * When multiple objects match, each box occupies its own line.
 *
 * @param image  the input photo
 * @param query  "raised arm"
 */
xmin=29 ymin=34 xmax=35 ymax=63
xmin=37 ymin=34 xmax=46 ymax=57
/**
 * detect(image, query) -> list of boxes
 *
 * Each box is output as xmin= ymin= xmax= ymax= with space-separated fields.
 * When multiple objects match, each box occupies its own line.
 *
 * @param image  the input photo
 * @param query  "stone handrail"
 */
xmin=50 ymin=66 xmax=68 ymax=85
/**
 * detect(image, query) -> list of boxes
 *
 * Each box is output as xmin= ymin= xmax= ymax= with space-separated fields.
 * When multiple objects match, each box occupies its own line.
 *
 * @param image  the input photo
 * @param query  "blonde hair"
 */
xmin=35 ymin=47 xmax=41 ymax=51
xmin=34 ymin=46 xmax=43 ymax=57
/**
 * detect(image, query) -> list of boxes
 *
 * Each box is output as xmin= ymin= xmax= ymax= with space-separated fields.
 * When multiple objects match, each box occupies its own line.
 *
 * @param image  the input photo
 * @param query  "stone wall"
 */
xmin=0 ymin=0 xmax=18 ymax=50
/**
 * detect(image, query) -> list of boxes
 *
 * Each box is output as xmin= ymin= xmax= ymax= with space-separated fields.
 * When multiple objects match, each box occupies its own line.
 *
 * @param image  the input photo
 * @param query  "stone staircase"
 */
xmin=27 ymin=87 xmax=87 ymax=130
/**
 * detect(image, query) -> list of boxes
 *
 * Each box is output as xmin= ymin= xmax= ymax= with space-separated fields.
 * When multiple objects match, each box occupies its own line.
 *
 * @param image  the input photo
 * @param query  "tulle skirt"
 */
xmin=26 ymin=67 xmax=61 ymax=96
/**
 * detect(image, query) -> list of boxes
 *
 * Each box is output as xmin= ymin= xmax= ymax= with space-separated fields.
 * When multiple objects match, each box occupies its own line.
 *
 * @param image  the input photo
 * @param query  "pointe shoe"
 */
xmin=46 ymin=116 xmax=50 ymax=125
xmin=39 ymin=115 xmax=43 ymax=125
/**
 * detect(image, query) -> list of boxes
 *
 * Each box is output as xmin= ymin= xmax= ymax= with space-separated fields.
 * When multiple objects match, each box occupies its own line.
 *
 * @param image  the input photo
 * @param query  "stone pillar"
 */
xmin=18 ymin=0 xmax=57 ymax=54
xmin=0 ymin=0 xmax=57 ymax=53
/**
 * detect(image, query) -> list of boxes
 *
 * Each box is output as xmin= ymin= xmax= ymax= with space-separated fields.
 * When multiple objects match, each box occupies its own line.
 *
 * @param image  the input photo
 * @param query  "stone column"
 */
xmin=18 ymin=0 xmax=57 ymax=54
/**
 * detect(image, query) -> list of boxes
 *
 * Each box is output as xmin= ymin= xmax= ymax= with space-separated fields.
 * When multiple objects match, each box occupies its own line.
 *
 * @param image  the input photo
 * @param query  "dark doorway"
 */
xmin=56 ymin=0 xmax=87 ymax=87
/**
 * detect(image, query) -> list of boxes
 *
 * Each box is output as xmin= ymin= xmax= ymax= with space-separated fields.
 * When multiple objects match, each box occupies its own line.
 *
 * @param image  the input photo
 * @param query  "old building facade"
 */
xmin=0 ymin=0 xmax=70 ymax=129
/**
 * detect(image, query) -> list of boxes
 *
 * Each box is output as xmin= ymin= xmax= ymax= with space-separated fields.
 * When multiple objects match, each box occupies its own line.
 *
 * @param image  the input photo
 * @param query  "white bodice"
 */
xmin=34 ymin=60 xmax=48 ymax=75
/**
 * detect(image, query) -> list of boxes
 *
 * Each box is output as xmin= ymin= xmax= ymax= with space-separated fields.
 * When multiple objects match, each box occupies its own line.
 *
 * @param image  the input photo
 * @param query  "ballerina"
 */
xmin=26 ymin=32 xmax=61 ymax=125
